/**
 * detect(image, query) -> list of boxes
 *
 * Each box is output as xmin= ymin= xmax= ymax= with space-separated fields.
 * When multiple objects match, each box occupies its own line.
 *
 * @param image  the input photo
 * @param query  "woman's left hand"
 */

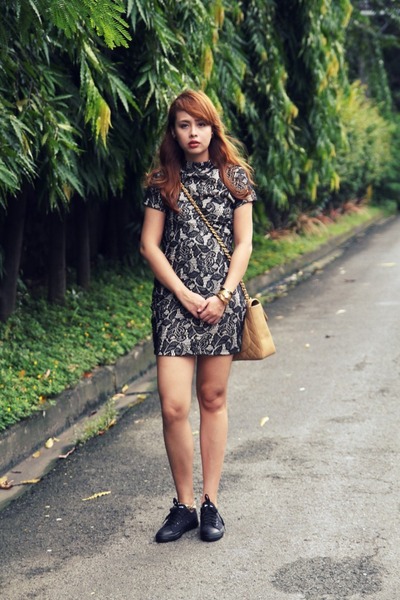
xmin=197 ymin=296 xmax=226 ymax=325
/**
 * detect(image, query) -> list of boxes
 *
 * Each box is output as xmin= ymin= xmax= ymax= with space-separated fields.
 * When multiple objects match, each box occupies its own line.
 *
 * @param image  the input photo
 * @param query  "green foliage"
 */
xmin=74 ymin=398 xmax=118 ymax=444
xmin=0 ymin=0 xmax=141 ymax=214
xmin=127 ymin=0 xmax=211 ymax=114
xmin=0 ymin=268 xmax=153 ymax=430
xmin=47 ymin=0 xmax=131 ymax=49
xmin=346 ymin=0 xmax=400 ymax=112
xmin=240 ymin=0 xmax=302 ymax=213
xmin=287 ymin=0 xmax=352 ymax=203
xmin=373 ymin=113 xmax=400 ymax=206
xmin=0 ymin=96 xmax=36 ymax=205
xmin=229 ymin=0 xmax=354 ymax=223
xmin=204 ymin=1 xmax=247 ymax=128
xmin=335 ymin=80 xmax=393 ymax=201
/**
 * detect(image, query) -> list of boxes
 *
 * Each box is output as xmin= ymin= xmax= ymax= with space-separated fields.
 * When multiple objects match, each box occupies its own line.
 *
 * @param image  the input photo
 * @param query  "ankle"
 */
xmin=178 ymin=499 xmax=196 ymax=510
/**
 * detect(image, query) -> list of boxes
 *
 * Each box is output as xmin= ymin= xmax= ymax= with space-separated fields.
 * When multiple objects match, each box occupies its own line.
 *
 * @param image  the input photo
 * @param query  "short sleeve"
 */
xmin=143 ymin=186 xmax=166 ymax=213
xmin=227 ymin=165 xmax=257 ymax=208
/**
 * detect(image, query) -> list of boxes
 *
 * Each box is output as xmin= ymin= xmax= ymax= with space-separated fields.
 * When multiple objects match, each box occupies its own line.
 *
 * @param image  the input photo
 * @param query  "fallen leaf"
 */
xmin=136 ymin=393 xmax=148 ymax=401
xmin=45 ymin=438 xmax=55 ymax=449
xmin=121 ymin=384 xmax=129 ymax=393
xmin=336 ymin=309 xmax=346 ymax=315
xmin=112 ymin=393 xmax=125 ymax=400
xmin=98 ymin=418 xmax=117 ymax=436
xmin=260 ymin=416 xmax=269 ymax=427
xmin=380 ymin=262 xmax=396 ymax=268
xmin=43 ymin=369 xmax=51 ymax=379
xmin=82 ymin=491 xmax=111 ymax=502
xmin=0 ymin=477 xmax=14 ymax=490
xmin=83 ymin=371 xmax=93 ymax=378
xmin=18 ymin=478 xmax=41 ymax=485
xmin=58 ymin=447 xmax=76 ymax=459
xmin=18 ymin=370 xmax=26 ymax=378
xmin=32 ymin=451 xmax=41 ymax=458
xmin=305 ymin=343 xmax=310 ymax=348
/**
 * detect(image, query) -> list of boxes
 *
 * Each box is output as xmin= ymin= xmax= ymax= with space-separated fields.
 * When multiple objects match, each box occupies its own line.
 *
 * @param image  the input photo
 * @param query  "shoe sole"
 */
xmin=200 ymin=529 xmax=225 ymax=542
xmin=155 ymin=522 xmax=199 ymax=543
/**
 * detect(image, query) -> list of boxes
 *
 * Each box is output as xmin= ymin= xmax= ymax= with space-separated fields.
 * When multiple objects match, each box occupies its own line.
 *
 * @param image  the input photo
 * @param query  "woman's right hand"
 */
xmin=178 ymin=288 xmax=207 ymax=319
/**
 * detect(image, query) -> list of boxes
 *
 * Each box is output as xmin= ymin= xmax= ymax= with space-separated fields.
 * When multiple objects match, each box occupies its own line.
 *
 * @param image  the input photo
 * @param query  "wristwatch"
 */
xmin=216 ymin=287 xmax=233 ymax=305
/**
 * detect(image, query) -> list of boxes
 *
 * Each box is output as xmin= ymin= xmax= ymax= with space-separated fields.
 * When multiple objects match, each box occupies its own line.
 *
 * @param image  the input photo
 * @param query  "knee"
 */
xmin=198 ymin=383 xmax=226 ymax=413
xmin=161 ymin=398 xmax=189 ymax=426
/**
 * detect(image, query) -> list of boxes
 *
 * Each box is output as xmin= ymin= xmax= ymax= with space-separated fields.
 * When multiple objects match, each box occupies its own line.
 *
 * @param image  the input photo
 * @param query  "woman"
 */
xmin=140 ymin=90 xmax=255 ymax=543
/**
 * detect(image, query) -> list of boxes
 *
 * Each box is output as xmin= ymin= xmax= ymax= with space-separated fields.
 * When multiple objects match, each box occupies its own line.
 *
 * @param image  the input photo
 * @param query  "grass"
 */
xmin=247 ymin=205 xmax=385 ymax=280
xmin=0 ymin=271 xmax=153 ymax=431
xmin=74 ymin=399 xmax=118 ymax=445
xmin=0 ymin=203 xmax=391 ymax=431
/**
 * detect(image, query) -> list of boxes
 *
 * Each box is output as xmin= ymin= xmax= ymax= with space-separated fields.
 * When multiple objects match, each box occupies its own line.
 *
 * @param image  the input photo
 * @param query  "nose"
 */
xmin=189 ymin=125 xmax=198 ymax=137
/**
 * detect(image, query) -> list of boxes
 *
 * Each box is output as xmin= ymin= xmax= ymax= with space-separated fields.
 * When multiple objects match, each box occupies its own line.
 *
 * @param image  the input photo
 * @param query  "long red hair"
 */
xmin=146 ymin=90 xmax=254 ymax=211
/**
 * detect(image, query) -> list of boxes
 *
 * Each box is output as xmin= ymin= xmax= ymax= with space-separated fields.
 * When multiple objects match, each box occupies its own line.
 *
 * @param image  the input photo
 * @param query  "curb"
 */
xmin=245 ymin=217 xmax=383 ymax=296
xmin=0 ymin=214 xmax=387 ymax=476
xmin=0 ymin=339 xmax=155 ymax=475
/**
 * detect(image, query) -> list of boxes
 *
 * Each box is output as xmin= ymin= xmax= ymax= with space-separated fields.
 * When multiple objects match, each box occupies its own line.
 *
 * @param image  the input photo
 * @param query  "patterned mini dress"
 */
xmin=143 ymin=160 xmax=256 ymax=356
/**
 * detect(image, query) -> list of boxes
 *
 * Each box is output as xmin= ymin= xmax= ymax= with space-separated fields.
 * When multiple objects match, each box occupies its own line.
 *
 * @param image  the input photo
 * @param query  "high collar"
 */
xmin=183 ymin=160 xmax=215 ymax=173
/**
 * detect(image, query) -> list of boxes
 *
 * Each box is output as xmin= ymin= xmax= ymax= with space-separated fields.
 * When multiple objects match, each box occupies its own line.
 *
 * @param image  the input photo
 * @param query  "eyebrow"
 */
xmin=176 ymin=117 xmax=207 ymax=124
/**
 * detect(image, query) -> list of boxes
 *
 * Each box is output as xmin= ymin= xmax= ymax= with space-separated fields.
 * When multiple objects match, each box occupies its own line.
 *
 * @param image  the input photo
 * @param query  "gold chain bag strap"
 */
xmin=180 ymin=183 xmax=276 ymax=361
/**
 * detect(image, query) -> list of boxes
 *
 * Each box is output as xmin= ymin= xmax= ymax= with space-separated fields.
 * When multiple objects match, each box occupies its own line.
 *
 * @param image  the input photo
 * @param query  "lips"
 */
xmin=188 ymin=142 xmax=200 ymax=148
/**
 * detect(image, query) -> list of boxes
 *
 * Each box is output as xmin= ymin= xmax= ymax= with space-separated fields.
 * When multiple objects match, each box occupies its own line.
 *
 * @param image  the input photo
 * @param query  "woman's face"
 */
xmin=173 ymin=110 xmax=213 ymax=162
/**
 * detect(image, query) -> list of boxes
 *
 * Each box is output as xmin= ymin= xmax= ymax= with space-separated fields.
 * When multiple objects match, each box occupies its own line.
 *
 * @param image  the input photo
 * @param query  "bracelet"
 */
xmin=216 ymin=287 xmax=233 ymax=306
xmin=216 ymin=291 xmax=229 ymax=306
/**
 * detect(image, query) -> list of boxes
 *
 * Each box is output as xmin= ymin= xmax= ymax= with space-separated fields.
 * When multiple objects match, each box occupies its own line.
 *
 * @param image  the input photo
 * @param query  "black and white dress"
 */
xmin=144 ymin=160 xmax=256 ymax=356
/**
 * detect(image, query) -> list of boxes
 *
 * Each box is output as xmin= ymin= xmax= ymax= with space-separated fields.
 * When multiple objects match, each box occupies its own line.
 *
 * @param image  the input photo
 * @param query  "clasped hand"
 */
xmin=180 ymin=290 xmax=225 ymax=325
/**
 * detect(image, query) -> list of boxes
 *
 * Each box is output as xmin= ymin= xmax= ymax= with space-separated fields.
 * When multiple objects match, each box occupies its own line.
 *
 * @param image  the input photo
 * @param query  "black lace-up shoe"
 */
xmin=155 ymin=498 xmax=199 ymax=543
xmin=200 ymin=495 xmax=225 ymax=542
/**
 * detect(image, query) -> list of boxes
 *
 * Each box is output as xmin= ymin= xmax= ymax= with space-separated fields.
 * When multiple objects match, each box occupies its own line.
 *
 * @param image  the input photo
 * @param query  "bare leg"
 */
xmin=196 ymin=355 xmax=233 ymax=506
xmin=157 ymin=356 xmax=196 ymax=506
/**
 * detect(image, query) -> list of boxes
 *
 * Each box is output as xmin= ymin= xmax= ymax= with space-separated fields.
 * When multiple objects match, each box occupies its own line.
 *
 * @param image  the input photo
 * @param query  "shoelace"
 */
xmin=201 ymin=499 xmax=224 ymax=528
xmin=163 ymin=498 xmax=188 ymax=526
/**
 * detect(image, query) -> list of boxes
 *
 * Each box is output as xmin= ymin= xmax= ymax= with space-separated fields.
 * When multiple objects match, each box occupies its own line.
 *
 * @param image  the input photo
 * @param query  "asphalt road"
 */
xmin=1 ymin=216 xmax=400 ymax=600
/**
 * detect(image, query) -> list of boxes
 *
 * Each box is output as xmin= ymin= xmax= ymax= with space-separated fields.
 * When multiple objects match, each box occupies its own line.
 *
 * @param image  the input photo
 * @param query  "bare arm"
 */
xmin=224 ymin=201 xmax=253 ymax=292
xmin=140 ymin=207 xmax=207 ymax=319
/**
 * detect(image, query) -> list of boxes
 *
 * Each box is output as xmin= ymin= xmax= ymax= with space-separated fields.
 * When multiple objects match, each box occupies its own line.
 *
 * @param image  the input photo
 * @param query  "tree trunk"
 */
xmin=76 ymin=197 xmax=90 ymax=289
xmin=48 ymin=210 xmax=66 ymax=304
xmin=103 ymin=196 xmax=131 ymax=261
xmin=0 ymin=191 xmax=27 ymax=322
xmin=115 ymin=194 xmax=131 ymax=259
xmin=103 ymin=199 xmax=118 ymax=261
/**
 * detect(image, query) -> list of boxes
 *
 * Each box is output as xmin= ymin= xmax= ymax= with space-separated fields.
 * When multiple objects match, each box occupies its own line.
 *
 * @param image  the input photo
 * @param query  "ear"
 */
xmin=171 ymin=129 xmax=176 ymax=139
